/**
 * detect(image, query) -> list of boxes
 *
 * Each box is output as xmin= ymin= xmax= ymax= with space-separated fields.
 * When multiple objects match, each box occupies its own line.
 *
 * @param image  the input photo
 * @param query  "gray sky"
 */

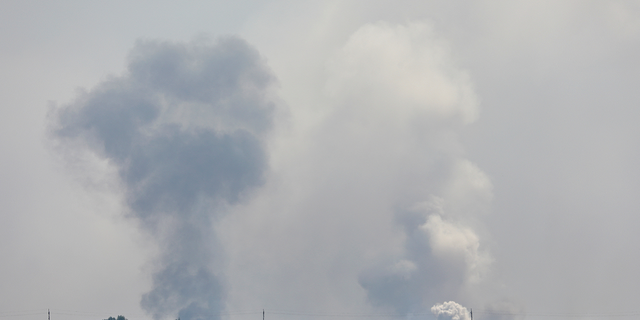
xmin=2 ymin=1 xmax=640 ymax=320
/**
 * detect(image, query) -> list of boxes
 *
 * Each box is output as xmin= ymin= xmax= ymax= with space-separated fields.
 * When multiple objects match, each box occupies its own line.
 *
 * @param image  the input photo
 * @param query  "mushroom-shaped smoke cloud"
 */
xmin=50 ymin=36 xmax=277 ymax=320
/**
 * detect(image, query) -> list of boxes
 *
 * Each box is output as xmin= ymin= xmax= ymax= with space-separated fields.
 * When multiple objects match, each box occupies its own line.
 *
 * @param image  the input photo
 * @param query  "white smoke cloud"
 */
xmin=311 ymin=20 xmax=492 ymax=313
xmin=431 ymin=301 xmax=470 ymax=320
xmin=325 ymin=21 xmax=478 ymax=126
xmin=422 ymin=214 xmax=490 ymax=283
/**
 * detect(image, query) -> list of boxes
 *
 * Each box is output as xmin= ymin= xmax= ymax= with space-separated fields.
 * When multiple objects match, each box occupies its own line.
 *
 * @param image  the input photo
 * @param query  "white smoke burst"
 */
xmin=431 ymin=301 xmax=470 ymax=320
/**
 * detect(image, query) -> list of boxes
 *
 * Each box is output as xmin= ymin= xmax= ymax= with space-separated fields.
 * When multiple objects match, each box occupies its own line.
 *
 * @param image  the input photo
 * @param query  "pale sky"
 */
xmin=2 ymin=2 xmax=640 ymax=320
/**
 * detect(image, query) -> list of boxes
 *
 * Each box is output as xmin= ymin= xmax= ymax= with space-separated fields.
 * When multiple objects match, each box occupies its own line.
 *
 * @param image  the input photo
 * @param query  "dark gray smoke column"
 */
xmin=51 ymin=37 xmax=277 ymax=320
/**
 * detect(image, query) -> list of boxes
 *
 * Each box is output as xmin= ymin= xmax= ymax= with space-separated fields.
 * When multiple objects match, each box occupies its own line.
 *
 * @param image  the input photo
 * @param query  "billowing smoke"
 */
xmin=431 ymin=301 xmax=470 ymax=320
xmin=320 ymin=21 xmax=492 ymax=312
xmin=49 ymin=20 xmax=504 ymax=320
xmin=50 ymin=37 xmax=277 ymax=320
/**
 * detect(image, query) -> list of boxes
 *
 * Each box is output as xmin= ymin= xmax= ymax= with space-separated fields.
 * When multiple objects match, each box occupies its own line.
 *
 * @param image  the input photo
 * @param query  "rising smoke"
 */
xmin=50 ymin=21 xmax=507 ymax=320
xmin=322 ymin=21 xmax=492 ymax=313
xmin=50 ymin=37 xmax=277 ymax=320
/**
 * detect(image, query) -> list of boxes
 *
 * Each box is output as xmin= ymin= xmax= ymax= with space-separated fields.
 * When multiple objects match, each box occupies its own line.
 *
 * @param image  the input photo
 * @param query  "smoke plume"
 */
xmin=50 ymin=37 xmax=277 ymax=320
xmin=322 ymin=21 xmax=492 ymax=312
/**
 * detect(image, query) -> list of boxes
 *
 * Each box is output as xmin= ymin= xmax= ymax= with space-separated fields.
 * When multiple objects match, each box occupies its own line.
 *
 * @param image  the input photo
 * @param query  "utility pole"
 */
xmin=470 ymin=308 xmax=472 ymax=320
xmin=263 ymin=309 xmax=264 ymax=320
xmin=48 ymin=309 xmax=50 ymax=320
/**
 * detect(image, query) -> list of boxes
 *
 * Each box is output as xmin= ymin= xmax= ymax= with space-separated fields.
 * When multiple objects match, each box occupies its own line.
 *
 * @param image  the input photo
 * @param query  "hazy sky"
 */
xmin=2 ymin=1 xmax=640 ymax=320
